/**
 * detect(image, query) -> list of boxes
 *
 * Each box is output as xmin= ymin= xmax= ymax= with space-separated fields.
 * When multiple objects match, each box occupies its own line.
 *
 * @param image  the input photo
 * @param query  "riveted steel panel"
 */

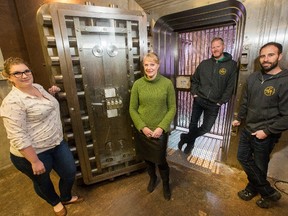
xmin=37 ymin=2 xmax=147 ymax=184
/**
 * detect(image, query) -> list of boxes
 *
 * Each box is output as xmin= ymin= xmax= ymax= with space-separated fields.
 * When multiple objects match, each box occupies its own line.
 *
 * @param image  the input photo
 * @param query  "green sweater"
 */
xmin=129 ymin=73 xmax=176 ymax=132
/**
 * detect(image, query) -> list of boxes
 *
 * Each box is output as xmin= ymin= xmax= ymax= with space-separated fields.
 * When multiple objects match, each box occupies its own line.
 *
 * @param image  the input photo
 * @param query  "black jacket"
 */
xmin=191 ymin=52 xmax=238 ymax=105
xmin=237 ymin=69 xmax=288 ymax=135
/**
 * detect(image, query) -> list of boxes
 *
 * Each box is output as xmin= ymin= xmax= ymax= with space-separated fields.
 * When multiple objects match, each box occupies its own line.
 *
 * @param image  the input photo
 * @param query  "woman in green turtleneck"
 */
xmin=129 ymin=52 xmax=176 ymax=200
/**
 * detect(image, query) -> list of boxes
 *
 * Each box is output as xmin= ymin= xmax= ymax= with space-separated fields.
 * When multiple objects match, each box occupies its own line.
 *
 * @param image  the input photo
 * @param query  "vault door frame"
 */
xmin=153 ymin=1 xmax=246 ymax=162
xmin=37 ymin=3 xmax=147 ymax=184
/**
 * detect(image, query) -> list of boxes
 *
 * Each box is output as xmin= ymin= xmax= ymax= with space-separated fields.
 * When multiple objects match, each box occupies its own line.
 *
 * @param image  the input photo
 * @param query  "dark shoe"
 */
xmin=147 ymin=177 xmax=157 ymax=193
xmin=178 ymin=140 xmax=185 ymax=151
xmin=54 ymin=206 xmax=67 ymax=216
xmin=62 ymin=196 xmax=84 ymax=205
xmin=256 ymin=198 xmax=270 ymax=208
xmin=178 ymin=133 xmax=187 ymax=151
xmin=256 ymin=190 xmax=281 ymax=208
xmin=183 ymin=143 xmax=194 ymax=154
xmin=183 ymin=138 xmax=195 ymax=154
xmin=163 ymin=182 xmax=171 ymax=201
xmin=238 ymin=189 xmax=257 ymax=201
xmin=265 ymin=190 xmax=282 ymax=201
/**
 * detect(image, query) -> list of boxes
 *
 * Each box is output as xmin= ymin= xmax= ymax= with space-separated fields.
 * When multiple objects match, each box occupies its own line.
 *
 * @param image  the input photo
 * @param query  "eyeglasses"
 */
xmin=11 ymin=69 xmax=32 ymax=78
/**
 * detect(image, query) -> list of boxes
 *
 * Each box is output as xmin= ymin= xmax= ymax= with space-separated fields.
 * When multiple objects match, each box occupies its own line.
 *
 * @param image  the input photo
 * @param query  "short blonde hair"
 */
xmin=211 ymin=37 xmax=224 ymax=45
xmin=143 ymin=52 xmax=160 ymax=65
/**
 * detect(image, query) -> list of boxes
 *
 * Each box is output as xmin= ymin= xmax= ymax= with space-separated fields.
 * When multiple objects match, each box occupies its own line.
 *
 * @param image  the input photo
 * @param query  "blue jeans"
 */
xmin=10 ymin=140 xmax=76 ymax=206
xmin=237 ymin=128 xmax=279 ymax=197
xmin=187 ymin=97 xmax=220 ymax=142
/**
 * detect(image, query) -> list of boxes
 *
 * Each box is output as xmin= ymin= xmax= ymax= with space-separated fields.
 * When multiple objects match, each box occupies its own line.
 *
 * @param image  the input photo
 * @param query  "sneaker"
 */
xmin=238 ymin=189 xmax=257 ymax=201
xmin=256 ymin=190 xmax=281 ymax=209
xmin=265 ymin=190 xmax=282 ymax=201
xmin=256 ymin=198 xmax=270 ymax=208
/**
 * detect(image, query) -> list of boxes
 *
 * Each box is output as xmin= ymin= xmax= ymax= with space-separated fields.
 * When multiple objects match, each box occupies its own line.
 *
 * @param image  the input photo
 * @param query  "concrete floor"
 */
xmin=1 ymin=159 xmax=288 ymax=216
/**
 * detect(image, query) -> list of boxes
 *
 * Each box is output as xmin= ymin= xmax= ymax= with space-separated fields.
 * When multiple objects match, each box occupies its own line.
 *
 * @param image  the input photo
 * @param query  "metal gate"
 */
xmin=37 ymin=3 xmax=147 ymax=184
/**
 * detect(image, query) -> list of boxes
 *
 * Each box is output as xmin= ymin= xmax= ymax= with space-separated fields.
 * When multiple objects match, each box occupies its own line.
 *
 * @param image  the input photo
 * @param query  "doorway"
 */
xmin=152 ymin=1 xmax=246 ymax=172
xmin=168 ymin=26 xmax=237 ymax=173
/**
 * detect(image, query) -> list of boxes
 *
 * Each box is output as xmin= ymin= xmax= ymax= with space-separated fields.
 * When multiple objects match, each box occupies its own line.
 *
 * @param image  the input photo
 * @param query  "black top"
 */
xmin=237 ymin=69 xmax=288 ymax=135
xmin=191 ymin=52 xmax=238 ymax=105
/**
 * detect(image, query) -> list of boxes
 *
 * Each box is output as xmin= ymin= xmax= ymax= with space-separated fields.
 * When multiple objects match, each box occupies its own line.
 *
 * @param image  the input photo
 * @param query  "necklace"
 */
xmin=261 ymin=74 xmax=274 ymax=84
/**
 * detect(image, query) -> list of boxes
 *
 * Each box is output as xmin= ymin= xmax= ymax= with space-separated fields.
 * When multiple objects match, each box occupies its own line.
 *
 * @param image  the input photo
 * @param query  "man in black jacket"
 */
xmin=178 ymin=37 xmax=237 ymax=154
xmin=232 ymin=42 xmax=288 ymax=208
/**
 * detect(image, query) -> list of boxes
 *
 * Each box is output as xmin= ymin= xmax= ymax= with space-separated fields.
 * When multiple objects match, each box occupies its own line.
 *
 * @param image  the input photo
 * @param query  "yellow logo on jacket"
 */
xmin=264 ymin=86 xmax=275 ymax=96
xmin=219 ymin=68 xmax=227 ymax=75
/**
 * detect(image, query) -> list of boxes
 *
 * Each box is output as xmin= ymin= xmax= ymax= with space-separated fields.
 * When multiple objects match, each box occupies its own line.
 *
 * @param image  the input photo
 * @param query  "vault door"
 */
xmin=75 ymin=18 xmax=137 ymax=172
xmin=37 ymin=3 xmax=147 ymax=184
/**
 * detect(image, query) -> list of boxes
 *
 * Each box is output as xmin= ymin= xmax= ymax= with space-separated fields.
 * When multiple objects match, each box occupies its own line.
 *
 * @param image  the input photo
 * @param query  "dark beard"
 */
xmin=260 ymin=61 xmax=278 ymax=73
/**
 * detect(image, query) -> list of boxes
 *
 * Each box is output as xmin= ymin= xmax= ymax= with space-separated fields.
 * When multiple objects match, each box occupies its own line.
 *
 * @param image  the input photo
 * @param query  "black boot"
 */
xmin=146 ymin=162 xmax=157 ymax=193
xmin=159 ymin=167 xmax=171 ymax=200
xmin=178 ymin=133 xmax=188 ymax=151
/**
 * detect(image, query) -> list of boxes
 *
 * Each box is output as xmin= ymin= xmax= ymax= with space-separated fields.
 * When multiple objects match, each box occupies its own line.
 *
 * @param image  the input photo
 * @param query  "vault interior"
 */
xmin=152 ymin=1 xmax=246 ymax=171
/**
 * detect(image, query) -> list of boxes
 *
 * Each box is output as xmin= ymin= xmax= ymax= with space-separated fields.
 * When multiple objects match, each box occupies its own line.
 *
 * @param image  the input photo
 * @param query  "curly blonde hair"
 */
xmin=2 ymin=57 xmax=29 ymax=84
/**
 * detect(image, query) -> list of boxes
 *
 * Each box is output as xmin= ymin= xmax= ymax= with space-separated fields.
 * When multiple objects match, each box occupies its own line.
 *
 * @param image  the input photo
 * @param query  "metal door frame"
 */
xmin=152 ymin=1 xmax=246 ymax=161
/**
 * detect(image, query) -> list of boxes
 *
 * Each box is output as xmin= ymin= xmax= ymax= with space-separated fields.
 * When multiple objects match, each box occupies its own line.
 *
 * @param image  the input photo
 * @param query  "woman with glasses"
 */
xmin=0 ymin=57 xmax=83 ymax=216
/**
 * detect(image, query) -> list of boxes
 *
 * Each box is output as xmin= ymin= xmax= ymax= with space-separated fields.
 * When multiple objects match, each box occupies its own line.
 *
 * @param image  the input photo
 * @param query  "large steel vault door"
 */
xmin=37 ymin=3 xmax=147 ymax=184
